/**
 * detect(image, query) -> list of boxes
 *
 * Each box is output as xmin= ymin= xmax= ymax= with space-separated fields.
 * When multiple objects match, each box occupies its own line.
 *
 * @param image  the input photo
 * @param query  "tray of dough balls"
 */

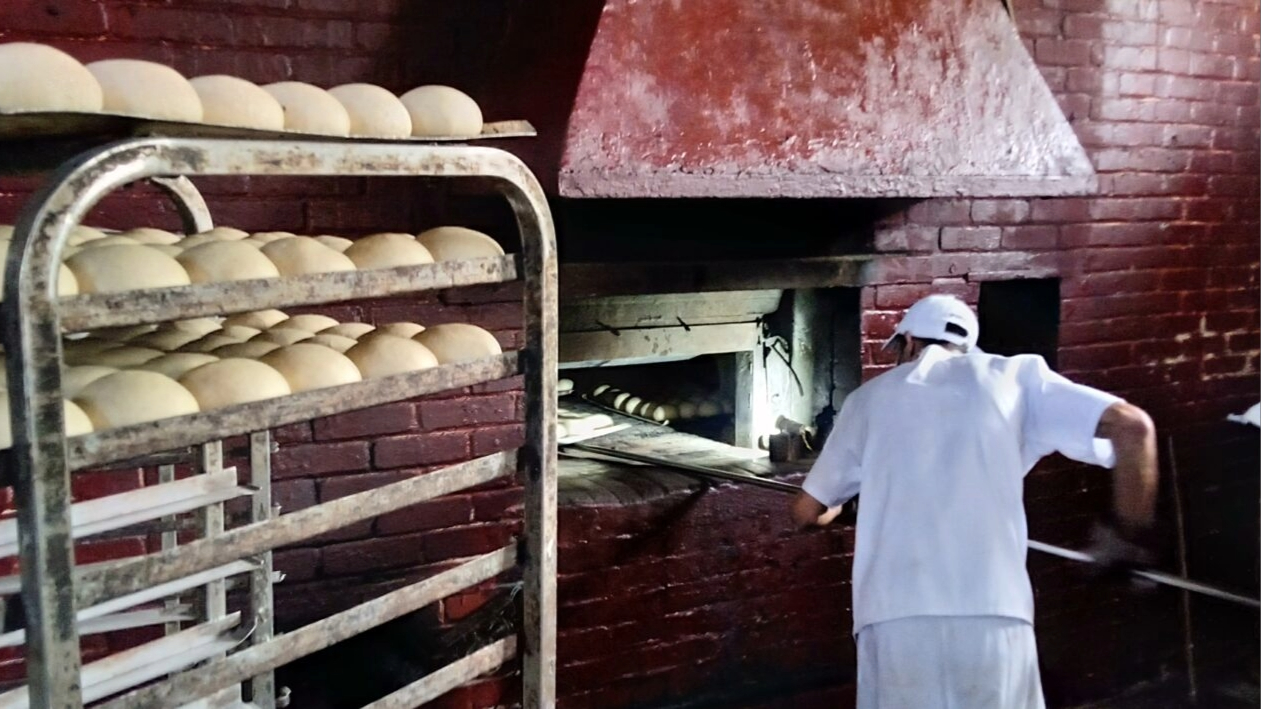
xmin=9 ymin=311 xmax=513 ymax=469
xmin=0 ymin=223 xmax=514 ymax=330
xmin=0 ymin=42 xmax=532 ymax=142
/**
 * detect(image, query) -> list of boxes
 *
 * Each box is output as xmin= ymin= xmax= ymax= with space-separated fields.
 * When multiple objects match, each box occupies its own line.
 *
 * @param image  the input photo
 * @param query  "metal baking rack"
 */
xmin=0 ymin=136 xmax=557 ymax=708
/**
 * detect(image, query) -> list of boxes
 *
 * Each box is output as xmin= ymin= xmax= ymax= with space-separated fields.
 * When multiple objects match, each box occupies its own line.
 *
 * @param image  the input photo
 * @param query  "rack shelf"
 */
xmin=55 ymin=256 xmax=518 ymax=333
xmin=67 ymin=354 xmax=519 ymax=470
xmin=2 ymin=136 xmax=557 ymax=708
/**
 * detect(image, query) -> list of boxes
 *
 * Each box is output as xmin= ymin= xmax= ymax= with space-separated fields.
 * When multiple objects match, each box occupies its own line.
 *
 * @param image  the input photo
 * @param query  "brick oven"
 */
xmin=0 ymin=0 xmax=1257 ymax=707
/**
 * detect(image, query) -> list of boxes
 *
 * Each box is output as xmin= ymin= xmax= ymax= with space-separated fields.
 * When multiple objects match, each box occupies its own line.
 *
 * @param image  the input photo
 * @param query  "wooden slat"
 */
xmin=0 ymin=614 xmax=241 ymax=708
xmin=76 ymin=452 xmax=516 ymax=609
xmin=363 ymin=637 xmax=517 ymax=709
xmin=95 ymin=546 xmax=517 ymax=709
xmin=67 ymin=353 xmax=519 ymax=470
xmin=0 ymin=606 xmax=195 ymax=648
xmin=56 ymin=257 xmax=517 ymax=332
xmin=0 ymin=469 xmax=247 ymax=558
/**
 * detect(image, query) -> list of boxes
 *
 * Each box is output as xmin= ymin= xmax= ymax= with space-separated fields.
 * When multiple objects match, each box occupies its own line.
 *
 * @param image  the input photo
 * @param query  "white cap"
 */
xmin=883 ymin=294 xmax=979 ymax=351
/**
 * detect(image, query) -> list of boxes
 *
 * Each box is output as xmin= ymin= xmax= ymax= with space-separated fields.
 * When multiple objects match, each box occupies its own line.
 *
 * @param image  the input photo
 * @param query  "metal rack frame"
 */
xmin=1 ymin=137 xmax=557 ymax=708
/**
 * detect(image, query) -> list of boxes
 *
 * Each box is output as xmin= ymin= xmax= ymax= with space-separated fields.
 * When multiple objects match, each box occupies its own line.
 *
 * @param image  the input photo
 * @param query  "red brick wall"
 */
xmin=0 ymin=0 xmax=1257 ymax=706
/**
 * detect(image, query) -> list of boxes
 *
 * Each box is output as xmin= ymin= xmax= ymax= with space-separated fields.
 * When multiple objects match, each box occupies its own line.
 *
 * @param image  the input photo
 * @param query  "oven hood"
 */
xmin=558 ymin=0 xmax=1097 ymax=199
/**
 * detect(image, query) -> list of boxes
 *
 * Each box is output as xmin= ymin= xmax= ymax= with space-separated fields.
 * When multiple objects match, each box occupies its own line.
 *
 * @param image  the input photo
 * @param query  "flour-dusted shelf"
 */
xmin=1 ymin=137 xmax=558 ymax=708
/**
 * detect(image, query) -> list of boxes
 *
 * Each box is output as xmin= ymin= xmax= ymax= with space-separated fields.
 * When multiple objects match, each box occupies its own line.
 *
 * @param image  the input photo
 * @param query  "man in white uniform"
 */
xmin=791 ymin=294 xmax=1158 ymax=709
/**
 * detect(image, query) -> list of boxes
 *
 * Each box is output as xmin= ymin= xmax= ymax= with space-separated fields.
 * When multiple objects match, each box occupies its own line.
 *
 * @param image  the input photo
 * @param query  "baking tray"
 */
xmin=0 ymin=110 xmax=535 ymax=142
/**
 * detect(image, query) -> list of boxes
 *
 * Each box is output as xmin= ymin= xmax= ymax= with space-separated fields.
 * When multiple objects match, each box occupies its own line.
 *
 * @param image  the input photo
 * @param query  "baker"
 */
xmin=791 ymin=294 xmax=1158 ymax=709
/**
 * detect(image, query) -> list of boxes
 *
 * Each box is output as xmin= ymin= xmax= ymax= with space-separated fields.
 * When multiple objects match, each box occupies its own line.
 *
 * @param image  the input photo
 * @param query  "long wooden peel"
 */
xmin=565 ymin=442 xmax=1261 ymax=610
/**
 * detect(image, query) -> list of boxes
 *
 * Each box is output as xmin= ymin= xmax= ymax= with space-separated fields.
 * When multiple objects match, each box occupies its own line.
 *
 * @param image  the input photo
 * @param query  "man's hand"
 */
xmin=790 ymin=491 xmax=837 ymax=528
xmin=1084 ymin=521 xmax=1157 ymax=589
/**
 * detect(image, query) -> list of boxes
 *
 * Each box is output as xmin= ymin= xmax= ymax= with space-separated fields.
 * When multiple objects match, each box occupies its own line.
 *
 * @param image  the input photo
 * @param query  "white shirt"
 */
xmin=802 ymin=346 xmax=1121 ymax=633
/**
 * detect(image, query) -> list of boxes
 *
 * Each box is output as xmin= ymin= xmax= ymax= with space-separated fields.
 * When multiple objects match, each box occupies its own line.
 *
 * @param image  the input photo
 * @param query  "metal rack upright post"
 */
xmin=0 ymin=136 xmax=557 ymax=708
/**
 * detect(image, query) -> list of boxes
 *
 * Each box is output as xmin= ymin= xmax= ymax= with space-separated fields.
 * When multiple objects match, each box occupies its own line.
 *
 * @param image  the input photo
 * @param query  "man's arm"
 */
xmin=1095 ymin=401 xmax=1158 ymax=532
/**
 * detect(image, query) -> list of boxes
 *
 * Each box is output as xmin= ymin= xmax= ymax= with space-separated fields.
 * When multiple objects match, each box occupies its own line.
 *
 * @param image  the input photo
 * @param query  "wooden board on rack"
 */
xmin=0 ymin=111 xmax=535 ymax=142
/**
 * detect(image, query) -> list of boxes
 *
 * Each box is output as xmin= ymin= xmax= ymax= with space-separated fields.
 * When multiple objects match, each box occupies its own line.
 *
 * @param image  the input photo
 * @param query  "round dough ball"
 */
xmin=248 ymin=231 xmax=295 ymax=244
xmin=212 ymin=340 xmax=280 ymax=359
xmin=592 ymin=384 xmax=611 ymax=398
xmin=179 ymin=358 xmax=291 ymax=409
xmin=677 ymin=401 xmax=697 ymax=419
xmin=0 ymin=392 xmax=95 ymax=449
xmin=305 ymin=333 xmax=357 ymax=353
xmin=657 ymin=404 xmax=679 ymax=422
xmin=85 ymin=346 xmax=163 ymax=367
xmin=223 ymin=310 xmax=288 ymax=330
xmin=697 ymin=400 xmax=722 ymax=418
xmin=343 ymin=233 xmax=433 ymax=270
xmin=177 ymin=240 xmax=281 ymax=283
xmin=374 ymin=322 xmax=424 ymax=339
xmin=413 ymin=323 xmax=502 ymax=364
xmin=260 ymin=343 xmax=361 ymax=392
xmin=0 ymin=43 xmax=103 ymax=112
xmin=198 ymin=227 xmax=249 ymax=241
xmin=323 ymin=322 xmax=375 ymax=339
xmin=134 ymin=352 xmax=219 ymax=379
xmin=314 ymin=235 xmax=353 ymax=252
xmin=261 ymin=237 xmax=356 ymax=276
xmin=86 ymin=59 xmax=203 ymax=122
xmin=281 ymin=314 xmax=339 ymax=333
xmin=80 ymin=235 xmax=139 ymax=248
xmin=179 ymin=333 xmax=245 ymax=353
xmin=328 ymin=83 xmax=412 ymax=138
xmin=219 ymin=325 xmax=261 ymax=340
xmin=66 ymin=245 xmax=191 ymax=293
xmin=121 ymin=228 xmax=181 ymax=245
xmin=62 ymin=366 xmax=117 ymax=397
xmin=262 ymin=82 xmax=350 ymax=136
xmin=57 ymin=264 xmax=79 ymax=296
xmin=344 ymin=334 xmax=438 ymax=378
xmin=254 ymin=327 xmax=312 ymax=346
xmin=166 ymin=318 xmax=223 ymax=336
xmin=612 ymin=392 xmax=631 ymax=409
xmin=0 ymin=241 xmax=77 ymax=301
xmin=189 ymin=75 xmax=285 ymax=130
xmin=416 ymin=227 xmax=505 ymax=261
xmin=67 ymin=226 xmax=107 ymax=247
xmin=148 ymin=244 xmax=183 ymax=258
xmin=129 ymin=329 xmax=203 ymax=351
xmin=399 ymin=85 xmax=483 ymax=138
xmin=74 ymin=370 xmax=200 ymax=429
xmin=94 ymin=325 xmax=161 ymax=343
xmin=63 ymin=399 xmax=93 ymax=437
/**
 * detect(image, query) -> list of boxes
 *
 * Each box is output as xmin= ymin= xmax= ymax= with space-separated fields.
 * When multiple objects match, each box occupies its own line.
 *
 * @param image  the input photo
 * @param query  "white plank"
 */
xmin=0 ymin=469 xmax=249 ymax=559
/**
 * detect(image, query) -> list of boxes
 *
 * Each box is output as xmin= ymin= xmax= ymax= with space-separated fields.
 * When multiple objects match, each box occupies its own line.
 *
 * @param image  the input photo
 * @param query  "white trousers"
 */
xmin=856 ymin=616 xmax=1046 ymax=709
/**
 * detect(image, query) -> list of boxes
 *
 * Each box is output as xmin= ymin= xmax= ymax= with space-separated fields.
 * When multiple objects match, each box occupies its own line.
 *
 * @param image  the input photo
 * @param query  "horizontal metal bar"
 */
xmin=0 ymin=469 xmax=248 ymax=558
xmin=58 ymin=256 xmax=517 ymax=332
xmin=363 ymin=636 xmax=518 ymax=709
xmin=77 ymin=452 xmax=516 ymax=608
xmin=68 ymin=353 xmax=519 ymax=469
xmin=96 ymin=546 xmax=517 ymax=709
xmin=1027 ymin=540 xmax=1261 ymax=609
xmin=0 ymin=614 xmax=242 ymax=708
xmin=0 ymin=605 xmax=195 ymax=648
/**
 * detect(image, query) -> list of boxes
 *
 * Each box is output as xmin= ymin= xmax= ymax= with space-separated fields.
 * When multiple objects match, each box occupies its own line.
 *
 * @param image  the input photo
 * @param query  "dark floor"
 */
xmin=1070 ymin=678 xmax=1259 ymax=709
